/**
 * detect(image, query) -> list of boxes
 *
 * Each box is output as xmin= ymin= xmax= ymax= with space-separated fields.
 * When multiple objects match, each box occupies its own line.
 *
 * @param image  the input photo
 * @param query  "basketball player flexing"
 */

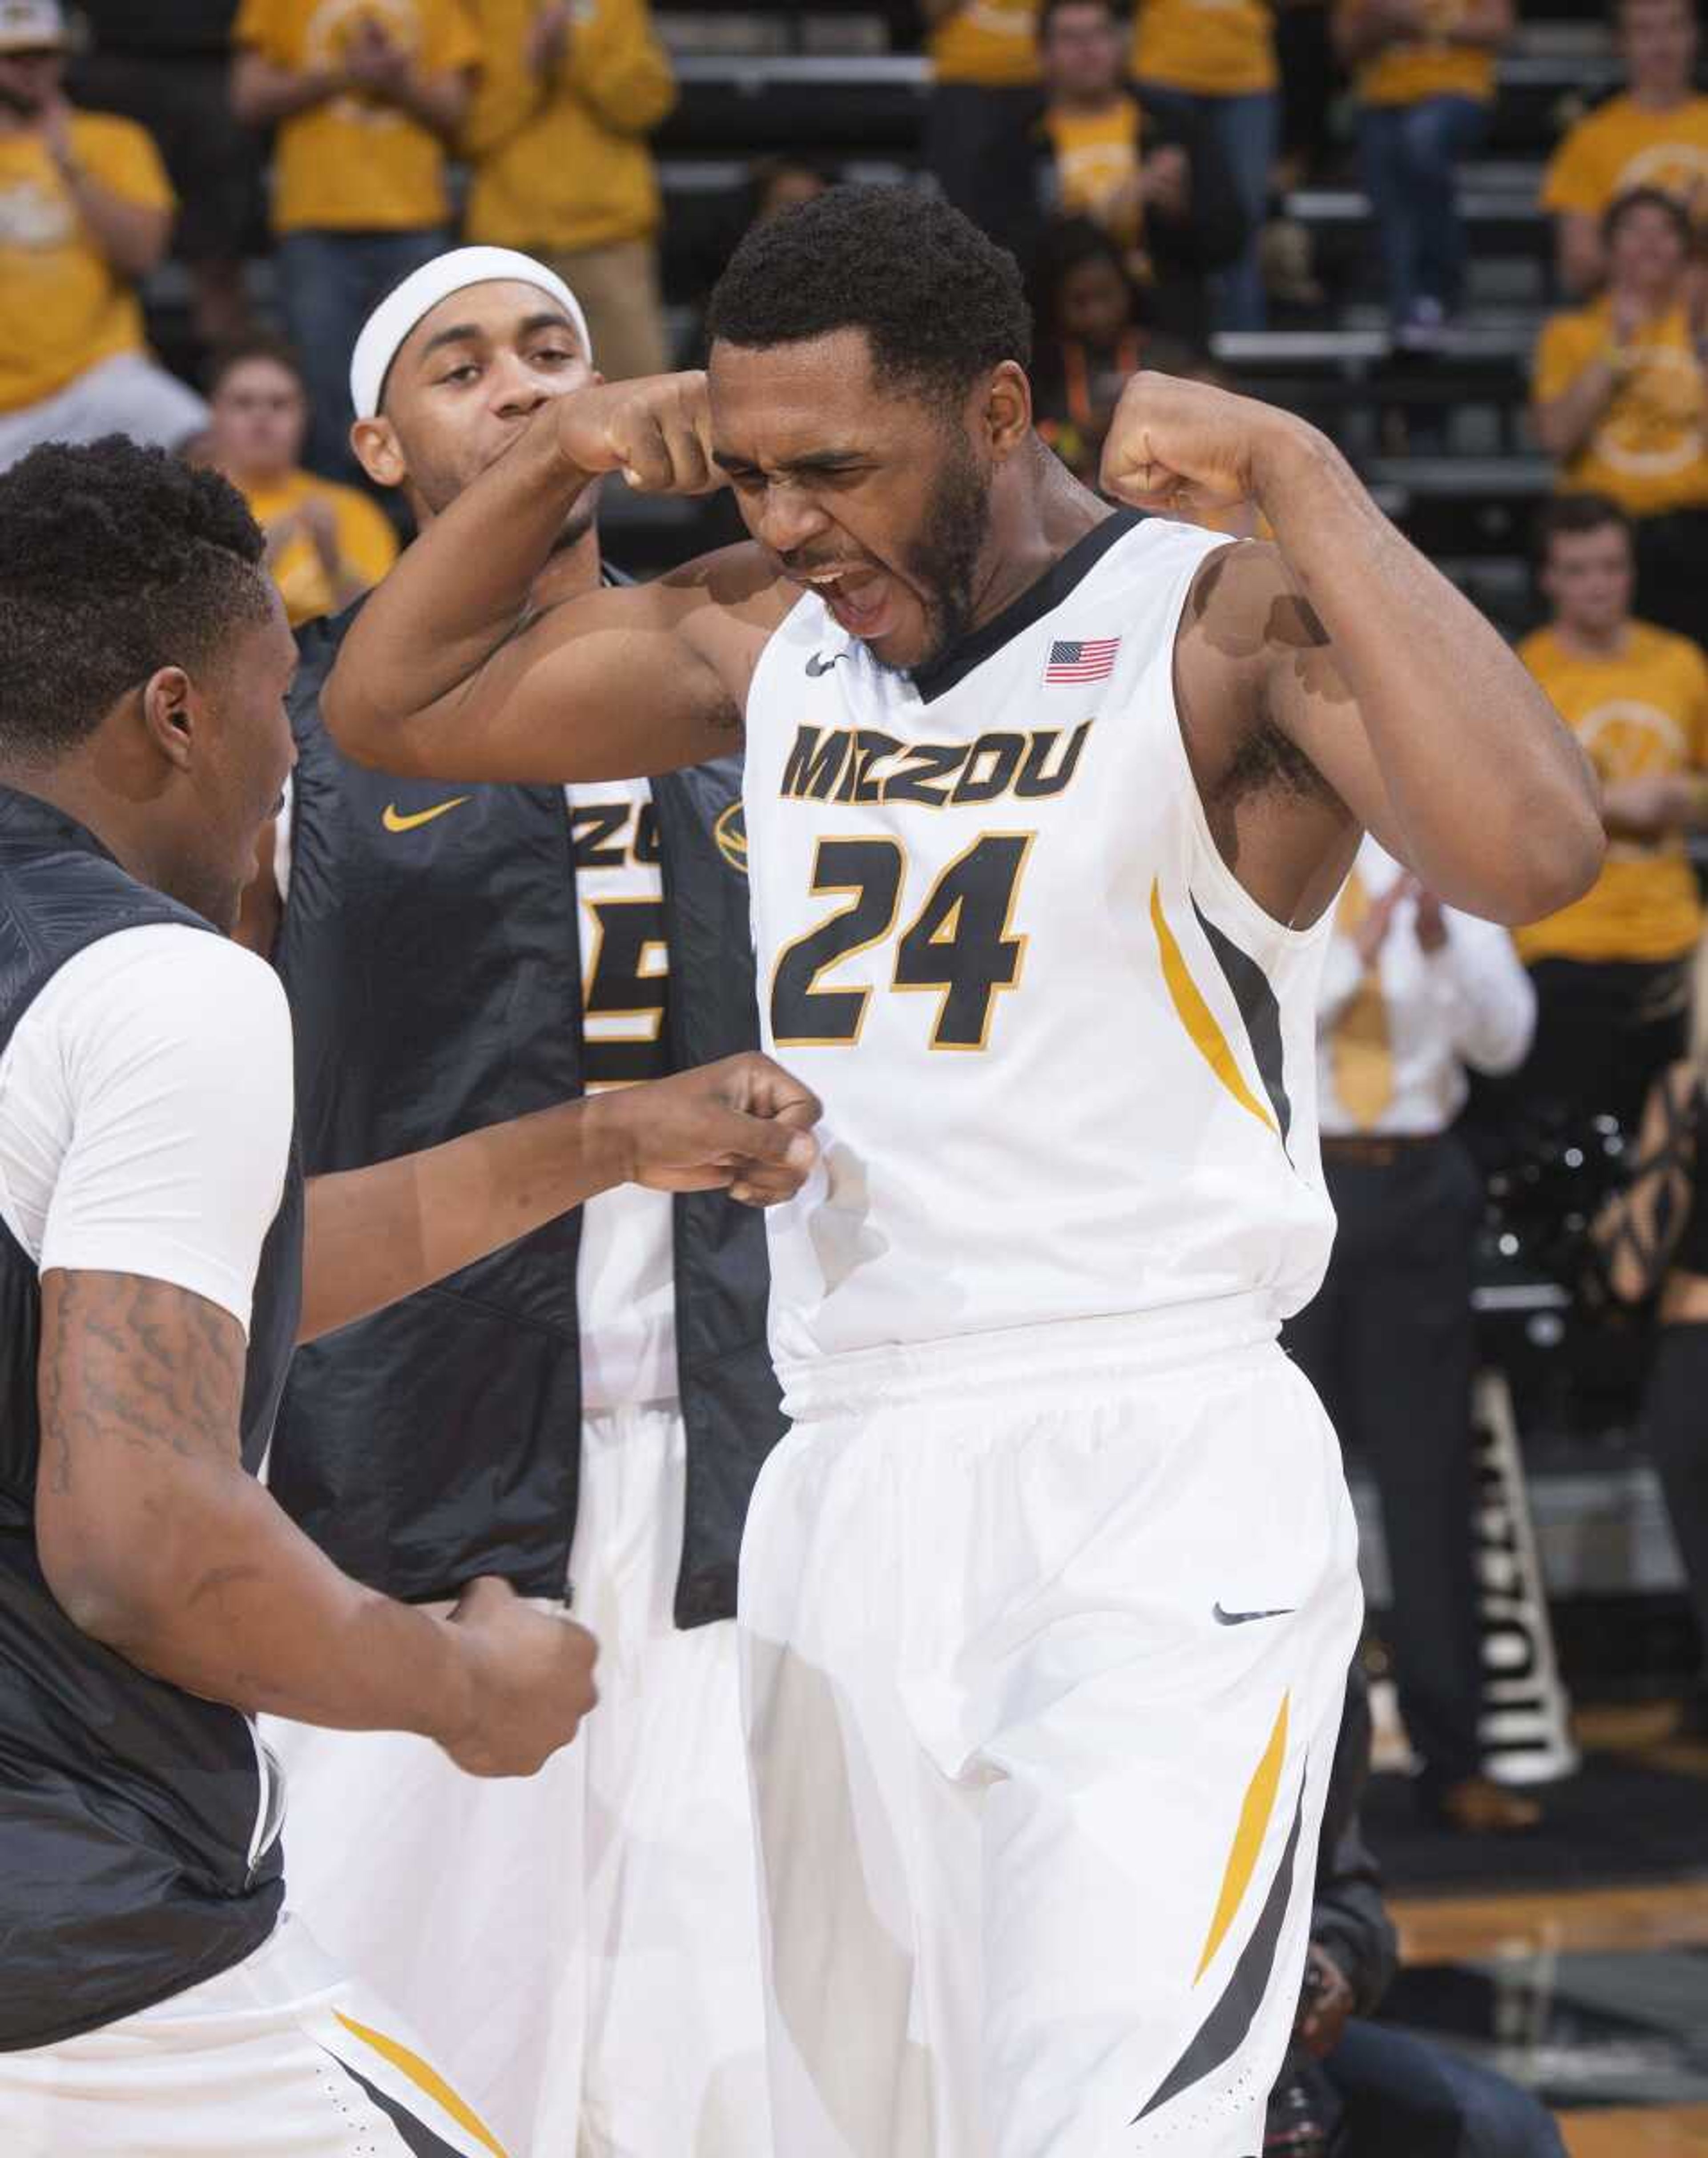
xmin=0 ymin=439 xmax=817 ymax=2157
xmin=326 ymin=187 xmax=1603 ymax=2157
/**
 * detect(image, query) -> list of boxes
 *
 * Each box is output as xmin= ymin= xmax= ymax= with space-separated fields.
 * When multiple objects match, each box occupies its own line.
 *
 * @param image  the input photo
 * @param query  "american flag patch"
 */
xmin=1045 ymin=637 xmax=1121 ymax=684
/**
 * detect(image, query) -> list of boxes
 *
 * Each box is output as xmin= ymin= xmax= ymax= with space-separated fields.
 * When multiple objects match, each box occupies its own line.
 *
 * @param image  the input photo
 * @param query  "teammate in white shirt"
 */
xmin=324 ymin=186 xmax=1603 ymax=2156
xmin=1286 ymin=839 xmax=1539 ymax=1834
xmin=0 ymin=436 xmax=817 ymax=2158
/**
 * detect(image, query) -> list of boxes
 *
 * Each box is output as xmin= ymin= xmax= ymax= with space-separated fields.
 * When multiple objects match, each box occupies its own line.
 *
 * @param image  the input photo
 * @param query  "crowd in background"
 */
xmin=0 ymin=0 xmax=1703 ymax=609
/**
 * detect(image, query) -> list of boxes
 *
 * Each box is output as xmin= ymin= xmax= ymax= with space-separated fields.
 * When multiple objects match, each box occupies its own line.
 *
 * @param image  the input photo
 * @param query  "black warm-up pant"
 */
xmin=1284 ymin=1133 xmax=1485 ymax=1791
xmin=1647 ymin=1322 xmax=1708 ymax=1682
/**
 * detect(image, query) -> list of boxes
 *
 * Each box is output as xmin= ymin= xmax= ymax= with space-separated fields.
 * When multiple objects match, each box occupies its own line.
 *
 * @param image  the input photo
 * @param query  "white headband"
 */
xmin=349 ymin=246 xmax=594 ymax=419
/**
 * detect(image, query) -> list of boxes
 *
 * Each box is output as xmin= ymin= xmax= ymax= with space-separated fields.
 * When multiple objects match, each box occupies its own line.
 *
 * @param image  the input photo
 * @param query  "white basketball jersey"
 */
xmin=743 ymin=512 xmax=1338 ymax=1375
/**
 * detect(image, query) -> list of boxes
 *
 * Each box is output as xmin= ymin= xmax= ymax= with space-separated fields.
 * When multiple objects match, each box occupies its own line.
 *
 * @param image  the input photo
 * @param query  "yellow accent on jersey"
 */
xmin=1196 ymin=1692 xmax=1291 ymax=1982
xmin=1151 ymin=879 xmax=1277 ymax=1132
xmin=333 ymin=2010 xmax=508 ymax=2158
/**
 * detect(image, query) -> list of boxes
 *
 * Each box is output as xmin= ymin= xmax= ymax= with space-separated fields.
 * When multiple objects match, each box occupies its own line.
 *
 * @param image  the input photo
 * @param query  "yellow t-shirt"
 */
xmin=929 ymin=0 xmax=1040 ymax=88
xmin=1517 ymin=621 xmax=1708 ymax=964
xmin=0 ymin=112 xmax=173 ymax=412
xmin=1532 ymin=298 xmax=1708 ymax=517
xmin=1045 ymin=97 xmax=1144 ymax=250
xmin=242 ymin=469 xmax=399 ymax=626
xmin=1346 ymin=0 xmax=1497 ymax=107
xmin=463 ymin=0 xmax=674 ymax=252
xmin=235 ymin=0 xmax=482 ymax=233
xmin=1132 ymin=0 xmax=1277 ymax=98
xmin=1540 ymin=92 xmax=1708 ymax=227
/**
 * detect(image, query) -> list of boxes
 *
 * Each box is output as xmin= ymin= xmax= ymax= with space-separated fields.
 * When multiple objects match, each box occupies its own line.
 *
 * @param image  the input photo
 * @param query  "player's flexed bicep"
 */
xmin=1104 ymin=370 xmax=1602 ymax=926
xmin=324 ymin=377 xmax=793 ymax=784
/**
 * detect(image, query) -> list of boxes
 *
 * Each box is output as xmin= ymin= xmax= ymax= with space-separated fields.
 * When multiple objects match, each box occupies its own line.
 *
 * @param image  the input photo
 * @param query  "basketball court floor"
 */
xmin=1378 ymin=1709 xmax=1708 ymax=2155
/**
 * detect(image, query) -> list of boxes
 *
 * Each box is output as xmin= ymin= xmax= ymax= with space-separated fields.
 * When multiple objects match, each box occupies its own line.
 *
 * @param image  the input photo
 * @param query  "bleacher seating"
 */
xmin=133 ymin=6 xmax=1656 ymax=619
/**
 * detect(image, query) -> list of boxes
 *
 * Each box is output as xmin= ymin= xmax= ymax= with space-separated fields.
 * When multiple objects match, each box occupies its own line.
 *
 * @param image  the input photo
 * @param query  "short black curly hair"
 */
xmin=706 ymin=182 xmax=1033 ymax=410
xmin=0 ymin=437 xmax=270 ymax=762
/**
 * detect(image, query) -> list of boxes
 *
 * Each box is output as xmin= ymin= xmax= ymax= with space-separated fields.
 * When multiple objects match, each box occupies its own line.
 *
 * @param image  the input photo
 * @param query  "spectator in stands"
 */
xmin=1035 ymin=0 xmax=1248 ymax=345
xmin=922 ymin=0 xmax=1042 ymax=245
xmin=206 ymin=335 xmax=397 ymax=628
xmin=747 ymin=155 xmax=836 ymax=228
xmin=1595 ymin=981 xmax=1708 ymax=1738
xmin=70 ymin=2 xmax=254 ymax=353
xmin=1542 ymin=0 xmax=1708 ymax=299
xmin=462 ymin=0 xmax=676 ymax=384
xmin=1131 ymin=0 xmax=1280 ymax=329
xmin=1030 ymin=218 xmax=1178 ymax=479
xmin=1272 ymin=1668 xmax=1570 ymax=2154
xmin=1531 ymin=188 xmax=1708 ymax=641
xmin=1333 ymin=0 xmax=1513 ymax=347
xmin=677 ymin=159 xmax=838 ymax=375
xmin=1284 ymin=835 xmax=1541 ymax=1836
xmin=230 ymin=0 xmax=481 ymax=482
xmin=0 ymin=0 xmax=205 ymax=468
xmin=1276 ymin=0 xmax=1338 ymax=192
xmin=1515 ymin=492 xmax=1708 ymax=1137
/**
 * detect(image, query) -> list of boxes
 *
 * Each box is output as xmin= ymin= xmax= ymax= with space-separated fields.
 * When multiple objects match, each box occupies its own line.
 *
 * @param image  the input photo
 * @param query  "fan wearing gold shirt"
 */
xmin=1515 ymin=491 xmax=1708 ymax=1138
xmin=1541 ymin=0 xmax=1708 ymax=299
xmin=1532 ymin=187 xmax=1708 ymax=640
xmin=1131 ymin=0 xmax=1279 ymax=327
xmin=922 ymin=0 xmax=1042 ymax=242
xmin=206 ymin=338 xmax=398 ymax=629
xmin=1333 ymin=0 xmax=1512 ymax=346
xmin=230 ymin=0 xmax=482 ymax=483
xmin=1036 ymin=0 xmax=1247 ymax=345
xmin=0 ymin=1 xmax=206 ymax=468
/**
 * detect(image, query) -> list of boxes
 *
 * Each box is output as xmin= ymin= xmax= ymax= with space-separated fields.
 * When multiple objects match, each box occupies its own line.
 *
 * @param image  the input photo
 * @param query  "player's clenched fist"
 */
xmin=438 ymin=1577 xmax=599 ymax=1778
xmin=553 ymin=372 xmax=723 ymax=496
xmin=1099 ymin=370 xmax=1309 ymax=519
xmin=595 ymin=1051 xmax=822 ymax=1207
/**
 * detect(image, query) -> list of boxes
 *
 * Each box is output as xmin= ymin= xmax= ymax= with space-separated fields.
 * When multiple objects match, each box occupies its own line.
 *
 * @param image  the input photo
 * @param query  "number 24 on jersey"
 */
xmin=770 ymin=833 xmax=1035 ymax=1053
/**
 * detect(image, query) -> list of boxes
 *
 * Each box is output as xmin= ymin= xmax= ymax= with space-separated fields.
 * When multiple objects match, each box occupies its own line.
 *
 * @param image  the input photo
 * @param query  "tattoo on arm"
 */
xmin=42 ymin=1272 xmax=245 ymax=1499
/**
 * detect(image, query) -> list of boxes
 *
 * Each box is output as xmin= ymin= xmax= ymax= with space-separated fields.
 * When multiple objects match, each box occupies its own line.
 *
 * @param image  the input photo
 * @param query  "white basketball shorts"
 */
xmin=0 ymin=1913 xmax=506 ymax=2157
xmin=739 ymin=1299 xmax=1363 ymax=2158
xmin=264 ymin=1400 xmax=772 ymax=2157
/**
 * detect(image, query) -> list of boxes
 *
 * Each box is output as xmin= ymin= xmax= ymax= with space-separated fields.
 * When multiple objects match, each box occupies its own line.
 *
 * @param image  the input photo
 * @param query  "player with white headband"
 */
xmin=254 ymin=247 xmax=787 ymax=2158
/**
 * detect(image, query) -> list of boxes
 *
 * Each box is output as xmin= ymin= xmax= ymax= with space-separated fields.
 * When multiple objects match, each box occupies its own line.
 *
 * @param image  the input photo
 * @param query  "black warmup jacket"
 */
xmin=0 ymin=788 xmax=302 ymax=2048
xmin=268 ymin=600 xmax=784 ymax=1627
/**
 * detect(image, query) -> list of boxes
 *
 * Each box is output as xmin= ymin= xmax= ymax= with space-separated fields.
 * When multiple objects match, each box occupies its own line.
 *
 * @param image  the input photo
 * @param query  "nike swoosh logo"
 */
xmin=382 ymin=796 xmax=469 ymax=834
xmin=1212 ymin=1602 xmax=1296 ymax=1626
xmin=805 ymin=651 xmax=848 ymax=677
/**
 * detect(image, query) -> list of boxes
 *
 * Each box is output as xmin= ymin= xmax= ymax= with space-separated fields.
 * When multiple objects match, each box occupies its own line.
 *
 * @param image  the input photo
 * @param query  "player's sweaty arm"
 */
xmin=325 ymin=377 xmax=789 ymax=784
xmin=36 ymin=1270 xmax=595 ymax=1776
xmin=1102 ymin=372 xmax=1603 ymax=924
xmin=299 ymin=1053 xmax=820 ymax=1343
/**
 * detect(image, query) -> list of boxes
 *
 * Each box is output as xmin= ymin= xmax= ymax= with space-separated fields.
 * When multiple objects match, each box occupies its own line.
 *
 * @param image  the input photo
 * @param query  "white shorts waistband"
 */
xmin=777 ymin=1297 xmax=1282 ymax=1422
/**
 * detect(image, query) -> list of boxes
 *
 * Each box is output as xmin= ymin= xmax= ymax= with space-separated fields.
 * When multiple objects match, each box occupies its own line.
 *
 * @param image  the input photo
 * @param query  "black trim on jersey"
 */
xmin=908 ymin=510 xmax=1144 ymax=705
xmin=1191 ymin=896 xmax=1293 ymax=1152
xmin=328 ymin=2058 xmax=469 ymax=2157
